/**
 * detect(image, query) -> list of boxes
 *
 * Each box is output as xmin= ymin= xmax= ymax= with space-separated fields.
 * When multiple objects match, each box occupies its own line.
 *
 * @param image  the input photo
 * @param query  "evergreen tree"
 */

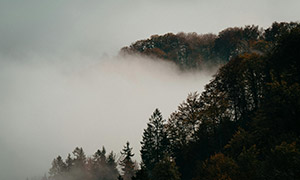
xmin=91 ymin=146 xmax=119 ymax=180
xmin=120 ymin=141 xmax=135 ymax=180
xmin=71 ymin=147 xmax=87 ymax=180
xmin=107 ymin=151 xmax=119 ymax=180
xmin=49 ymin=156 xmax=66 ymax=180
xmin=72 ymin=147 xmax=86 ymax=166
xmin=65 ymin=153 xmax=73 ymax=172
xmin=141 ymin=108 xmax=169 ymax=177
xmin=93 ymin=146 xmax=107 ymax=167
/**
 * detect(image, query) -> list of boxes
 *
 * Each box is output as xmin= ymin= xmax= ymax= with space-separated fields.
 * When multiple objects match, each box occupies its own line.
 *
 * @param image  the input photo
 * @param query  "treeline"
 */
xmin=41 ymin=143 xmax=137 ymax=180
xmin=121 ymin=22 xmax=299 ymax=70
xmin=42 ymin=21 xmax=300 ymax=180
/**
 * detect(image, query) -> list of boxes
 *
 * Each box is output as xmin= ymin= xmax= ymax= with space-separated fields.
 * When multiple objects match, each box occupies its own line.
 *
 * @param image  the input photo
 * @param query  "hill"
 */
xmin=121 ymin=22 xmax=299 ymax=70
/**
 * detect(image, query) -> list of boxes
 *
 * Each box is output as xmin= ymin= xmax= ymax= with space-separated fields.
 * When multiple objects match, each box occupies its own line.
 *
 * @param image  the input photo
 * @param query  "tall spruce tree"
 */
xmin=140 ymin=108 xmax=169 ymax=177
xmin=120 ymin=141 xmax=135 ymax=180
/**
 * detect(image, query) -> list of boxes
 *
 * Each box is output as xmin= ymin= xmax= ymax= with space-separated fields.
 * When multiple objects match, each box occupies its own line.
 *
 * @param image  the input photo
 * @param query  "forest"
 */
xmin=39 ymin=22 xmax=300 ymax=180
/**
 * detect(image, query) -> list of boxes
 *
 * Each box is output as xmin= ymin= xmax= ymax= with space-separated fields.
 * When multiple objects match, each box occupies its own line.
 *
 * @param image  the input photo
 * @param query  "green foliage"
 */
xmin=140 ymin=108 xmax=169 ymax=177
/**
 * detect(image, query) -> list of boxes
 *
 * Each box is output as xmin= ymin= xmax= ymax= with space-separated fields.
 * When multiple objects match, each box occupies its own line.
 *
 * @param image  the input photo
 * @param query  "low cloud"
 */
xmin=0 ymin=54 xmax=216 ymax=180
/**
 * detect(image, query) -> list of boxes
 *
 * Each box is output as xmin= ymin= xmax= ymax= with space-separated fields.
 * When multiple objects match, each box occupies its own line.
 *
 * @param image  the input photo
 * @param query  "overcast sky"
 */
xmin=0 ymin=0 xmax=300 ymax=180
xmin=1 ymin=0 xmax=299 ymax=57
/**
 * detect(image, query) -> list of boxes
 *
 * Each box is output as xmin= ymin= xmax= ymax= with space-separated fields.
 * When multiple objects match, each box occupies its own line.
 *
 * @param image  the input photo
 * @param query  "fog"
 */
xmin=1 ymin=0 xmax=300 ymax=179
xmin=0 ymin=54 xmax=216 ymax=180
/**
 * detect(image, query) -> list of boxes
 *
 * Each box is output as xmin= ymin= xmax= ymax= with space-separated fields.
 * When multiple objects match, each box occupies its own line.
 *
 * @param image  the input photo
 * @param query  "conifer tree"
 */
xmin=120 ymin=141 xmax=135 ymax=180
xmin=140 ymin=108 xmax=169 ymax=177
xmin=65 ymin=153 xmax=73 ymax=172
xmin=72 ymin=147 xmax=86 ymax=168
xmin=71 ymin=147 xmax=87 ymax=180
xmin=107 ymin=151 xmax=119 ymax=179
xmin=49 ymin=156 xmax=66 ymax=180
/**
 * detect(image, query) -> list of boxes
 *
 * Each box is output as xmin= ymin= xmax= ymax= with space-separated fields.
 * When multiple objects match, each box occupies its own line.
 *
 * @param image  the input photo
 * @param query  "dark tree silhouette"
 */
xmin=120 ymin=141 xmax=136 ymax=180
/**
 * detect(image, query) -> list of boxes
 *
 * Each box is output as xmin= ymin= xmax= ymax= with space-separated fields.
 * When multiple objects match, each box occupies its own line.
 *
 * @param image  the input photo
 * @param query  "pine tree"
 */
xmin=71 ymin=147 xmax=87 ymax=180
xmin=93 ymin=146 xmax=106 ymax=166
xmin=107 ymin=151 xmax=119 ymax=180
xmin=92 ymin=146 xmax=117 ymax=180
xmin=120 ymin=141 xmax=135 ymax=180
xmin=72 ymin=147 xmax=86 ymax=168
xmin=140 ymin=108 xmax=169 ymax=177
xmin=49 ymin=156 xmax=66 ymax=180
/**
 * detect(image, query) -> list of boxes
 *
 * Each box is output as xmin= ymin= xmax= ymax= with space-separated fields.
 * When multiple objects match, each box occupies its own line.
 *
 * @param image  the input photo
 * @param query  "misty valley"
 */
xmin=20 ymin=22 xmax=300 ymax=180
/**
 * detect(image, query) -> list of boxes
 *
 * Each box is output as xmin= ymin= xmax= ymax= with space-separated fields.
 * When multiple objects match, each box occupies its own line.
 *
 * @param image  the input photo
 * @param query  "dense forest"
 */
xmin=38 ymin=21 xmax=300 ymax=180
xmin=121 ymin=22 xmax=298 ymax=70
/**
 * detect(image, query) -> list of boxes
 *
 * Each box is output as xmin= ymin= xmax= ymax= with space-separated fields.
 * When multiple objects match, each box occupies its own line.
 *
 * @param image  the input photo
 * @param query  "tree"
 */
xmin=91 ymin=146 xmax=119 ymax=180
xmin=49 ymin=156 xmax=66 ymax=180
xmin=236 ymin=145 xmax=260 ymax=180
xmin=71 ymin=147 xmax=87 ymax=180
xmin=167 ymin=92 xmax=201 ymax=150
xmin=120 ymin=141 xmax=135 ymax=180
xmin=65 ymin=153 xmax=73 ymax=172
xmin=198 ymin=153 xmax=239 ymax=180
xmin=263 ymin=142 xmax=300 ymax=179
xmin=141 ymin=108 xmax=169 ymax=176
xmin=120 ymin=32 xmax=220 ymax=69
xmin=131 ymin=165 xmax=149 ymax=180
xmin=93 ymin=146 xmax=107 ymax=167
xmin=107 ymin=151 xmax=119 ymax=179
xmin=264 ymin=22 xmax=300 ymax=43
xmin=72 ymin=147 xmax=86 ymax=167
xmin=152 ymin=156 xmax=181 ymax=180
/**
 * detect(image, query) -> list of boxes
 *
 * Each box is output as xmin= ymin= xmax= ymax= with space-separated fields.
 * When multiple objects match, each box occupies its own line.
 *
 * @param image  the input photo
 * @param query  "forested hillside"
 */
xmin=41 ymin=22 xmax=300 ymax=180
xmin=121 ymin=22 xmax=299 ymax=70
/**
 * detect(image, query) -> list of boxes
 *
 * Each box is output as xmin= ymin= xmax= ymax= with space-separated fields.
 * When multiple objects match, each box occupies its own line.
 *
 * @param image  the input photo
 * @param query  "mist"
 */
xmin=0 ymin=54 xmax=216 ymax=180
xmin=1 ymin=0 xmax=299 ymax=179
